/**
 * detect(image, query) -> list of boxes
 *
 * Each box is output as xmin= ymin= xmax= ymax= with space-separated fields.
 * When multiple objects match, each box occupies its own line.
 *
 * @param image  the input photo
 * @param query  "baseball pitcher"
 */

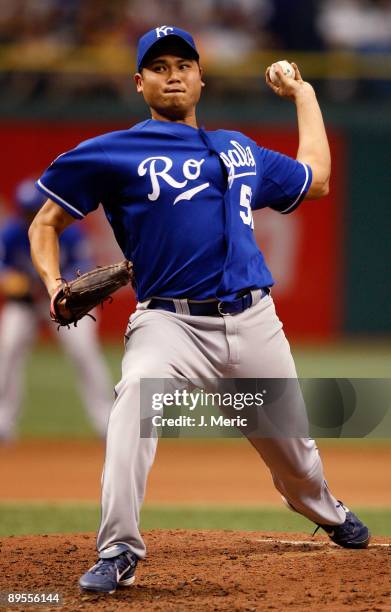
xmin=28 ymin=26 xmax=370 ymax=594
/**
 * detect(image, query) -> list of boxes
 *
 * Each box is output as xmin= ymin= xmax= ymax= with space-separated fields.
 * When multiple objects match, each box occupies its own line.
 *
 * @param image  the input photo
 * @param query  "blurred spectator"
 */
xmin=0 ymin=0 xmax=272 ymax=54
xmin=0 ymin=0 xmax=76 ymax=45
xmin=196 ymin=0 xmax=271 ymax=61
xmin=318 ymin=0 xmax=391 ymax=51
xmin=0 ymin=0 xmax=390 ymax=102
xmin=75 ymin=0 xmax=130 ymax=45
xmin=267 ymin=0 xmax=325 ymax=50
xmin=317 ymin=0 xmax=391 ymax=98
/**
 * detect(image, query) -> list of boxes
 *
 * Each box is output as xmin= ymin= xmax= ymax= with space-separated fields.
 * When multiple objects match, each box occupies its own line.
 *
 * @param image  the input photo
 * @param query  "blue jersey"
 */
xmin=0 ymin=219 xmax=93 ymax=281
xmin=37 ymin=120 xmax=312 ymax=302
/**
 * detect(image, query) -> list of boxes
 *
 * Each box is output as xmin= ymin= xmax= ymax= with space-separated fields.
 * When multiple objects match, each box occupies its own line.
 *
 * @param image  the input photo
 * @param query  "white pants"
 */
xmin=0 ymin=301 xmax=113 ymax=439
xmin=97 ymin=295 xmax=346 ymax=559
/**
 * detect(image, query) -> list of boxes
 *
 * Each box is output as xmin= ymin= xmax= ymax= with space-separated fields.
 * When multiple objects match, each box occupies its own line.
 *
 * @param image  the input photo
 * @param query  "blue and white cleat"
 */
xmin=315 ymin=502 xmax=370 ymax=549
xmin=79 ymin=545 xmax=138 ymax=594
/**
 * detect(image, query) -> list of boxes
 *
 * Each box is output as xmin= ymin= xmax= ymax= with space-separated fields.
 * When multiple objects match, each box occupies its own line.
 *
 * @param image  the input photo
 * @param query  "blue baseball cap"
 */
xmin=15 ymin=179 xmax=45 ymax=212
xmin=136 ymin=26 xmax=199 ymax=72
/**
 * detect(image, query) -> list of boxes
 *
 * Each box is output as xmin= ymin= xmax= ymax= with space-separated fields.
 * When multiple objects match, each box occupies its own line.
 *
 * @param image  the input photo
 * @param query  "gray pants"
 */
xmin=97 ymin=295 xmax=345 ymax=559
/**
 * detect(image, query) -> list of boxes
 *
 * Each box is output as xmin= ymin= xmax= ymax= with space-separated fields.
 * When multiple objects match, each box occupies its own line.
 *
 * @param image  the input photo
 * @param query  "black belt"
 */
xmin=146 ymin=288 xmax=269 ymax=316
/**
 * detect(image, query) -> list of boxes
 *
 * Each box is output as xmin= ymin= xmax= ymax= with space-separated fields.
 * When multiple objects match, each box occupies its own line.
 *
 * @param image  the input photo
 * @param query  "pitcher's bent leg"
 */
xmin=249 ymin=436 xmax=345 ymax=525
xmin=97 ymin=373 xmax=157 ymax=559
xmin=235 ymin=298 xmax=346 ymax=526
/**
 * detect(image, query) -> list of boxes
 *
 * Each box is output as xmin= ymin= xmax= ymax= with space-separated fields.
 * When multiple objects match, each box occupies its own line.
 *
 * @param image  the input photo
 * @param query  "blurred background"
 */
xmin=0 ymin=0 xmax=390 ymax=539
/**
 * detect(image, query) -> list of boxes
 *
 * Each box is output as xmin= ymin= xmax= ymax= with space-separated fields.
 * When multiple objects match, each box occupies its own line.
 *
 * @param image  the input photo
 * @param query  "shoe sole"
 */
xmin=119 ymin=575 xmax=136 ymax=587
xmin=80 ymin=575 xmax=135 ymax=595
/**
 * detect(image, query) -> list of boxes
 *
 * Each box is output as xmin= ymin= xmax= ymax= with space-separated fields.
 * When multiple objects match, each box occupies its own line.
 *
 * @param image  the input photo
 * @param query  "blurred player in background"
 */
xmin=0 ymin=179 xmax=113 ymax=441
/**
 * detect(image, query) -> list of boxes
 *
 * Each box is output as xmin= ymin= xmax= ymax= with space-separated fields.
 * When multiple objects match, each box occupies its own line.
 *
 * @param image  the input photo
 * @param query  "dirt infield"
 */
xmin=1 ymin=531 xmax=390 ymax=611
xmin=1 ymin=441 xmax=391 ymax=610
xmin=1 ymin=440 xmax=391 ymax=505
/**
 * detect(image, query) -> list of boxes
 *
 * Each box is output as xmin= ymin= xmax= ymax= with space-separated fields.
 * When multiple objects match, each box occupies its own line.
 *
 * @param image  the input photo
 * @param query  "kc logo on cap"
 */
xmin=155 ymin=26 xmax=174 ymax=38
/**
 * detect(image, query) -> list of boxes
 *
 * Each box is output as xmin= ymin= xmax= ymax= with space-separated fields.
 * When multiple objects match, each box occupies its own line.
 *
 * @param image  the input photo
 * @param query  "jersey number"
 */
xmin=239 ymin=184 xmax=254 ymax=229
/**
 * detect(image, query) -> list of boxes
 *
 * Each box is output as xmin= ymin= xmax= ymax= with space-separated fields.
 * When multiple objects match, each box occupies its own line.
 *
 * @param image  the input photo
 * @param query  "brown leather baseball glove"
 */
xmin=50 ymin=260 xmax=134 ymax=327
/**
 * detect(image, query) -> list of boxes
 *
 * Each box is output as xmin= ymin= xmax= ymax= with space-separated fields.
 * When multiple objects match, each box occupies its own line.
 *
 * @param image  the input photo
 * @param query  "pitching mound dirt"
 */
xmin=1 ymin=530 xmax=390 ymax=611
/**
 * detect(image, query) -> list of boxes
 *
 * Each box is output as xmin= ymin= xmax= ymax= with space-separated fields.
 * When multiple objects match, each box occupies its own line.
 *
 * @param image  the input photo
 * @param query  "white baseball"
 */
xmin=269 ymin=60 xmax=295 ymax=85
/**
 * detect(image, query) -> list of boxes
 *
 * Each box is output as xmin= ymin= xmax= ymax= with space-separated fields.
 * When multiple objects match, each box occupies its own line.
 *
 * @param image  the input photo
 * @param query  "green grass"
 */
xmin=293 ymin=342 xmax=391 ymax=378
xmin=18 ymin=342 xmax=391 ymax=439
xmin=0 ymin=503 xmax=390 ymax=537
